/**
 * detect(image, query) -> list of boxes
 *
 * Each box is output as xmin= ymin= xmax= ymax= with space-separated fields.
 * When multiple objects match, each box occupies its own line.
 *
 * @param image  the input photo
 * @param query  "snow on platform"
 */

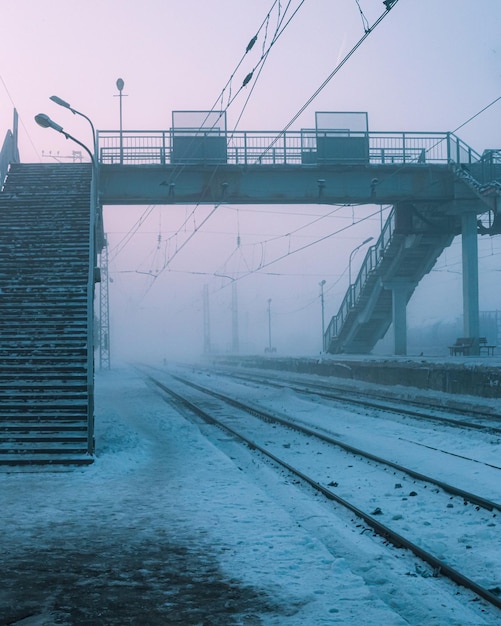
xmin=0 ymin=366 xmax=498 ymax=625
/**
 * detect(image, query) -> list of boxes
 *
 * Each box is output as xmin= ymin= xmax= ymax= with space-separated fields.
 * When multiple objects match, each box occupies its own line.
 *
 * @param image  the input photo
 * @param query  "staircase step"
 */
xmin=0 ymin=453 xmax=94 ymax=467
xmin=1 ymin=163 xmax=94 ymax=465
xmin=0 ymin=421 xmax=87 ymax=431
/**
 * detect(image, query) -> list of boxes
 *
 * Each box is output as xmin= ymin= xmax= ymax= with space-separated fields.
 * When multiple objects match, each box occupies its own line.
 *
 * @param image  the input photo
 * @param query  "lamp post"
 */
xmin=49 ymin=95 xmax=96 ymax=154
xmin=319 ymin=279 xmax=326 ymax=352
xmin=35 ymin=109 xmax=99 ymax=452
xmin=116 ymin=78 xmax=124 ymax=164
xmin=348 ymin=236 xmax=374 ymax=306
xmin=35 ymin=113 xmax=95 ymax=164
xmin=267 ymin=298 xmax=272 ymax=353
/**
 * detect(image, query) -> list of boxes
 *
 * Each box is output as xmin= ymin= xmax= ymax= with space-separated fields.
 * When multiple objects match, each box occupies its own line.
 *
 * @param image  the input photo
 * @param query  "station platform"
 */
xmin=209 ymin=354 xmax=501 ymax=399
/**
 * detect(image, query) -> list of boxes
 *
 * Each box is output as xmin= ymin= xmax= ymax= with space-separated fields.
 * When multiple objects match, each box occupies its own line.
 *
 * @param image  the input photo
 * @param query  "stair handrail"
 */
xmin=0 ymin=110 xmax=20 ymax=189
xmin=324 ymin=207 xmax=396 ymax=348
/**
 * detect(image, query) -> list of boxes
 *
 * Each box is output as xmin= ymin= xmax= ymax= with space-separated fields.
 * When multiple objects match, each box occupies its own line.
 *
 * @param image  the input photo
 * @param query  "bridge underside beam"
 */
xmin=99 ymin=163 xmax=458 ymax=206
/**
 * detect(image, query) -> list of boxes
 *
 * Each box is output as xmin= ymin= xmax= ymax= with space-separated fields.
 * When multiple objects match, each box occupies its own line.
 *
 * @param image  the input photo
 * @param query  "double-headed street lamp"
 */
xmin=49 ymin=95 xmax=96 ymax=151
xmin=34 ymin=99 xmax=100 ymax=450
xmin=36 ymin=96 xmax=101 ymax=242
xmin=35 ymin=113 xmax=95 ymax=165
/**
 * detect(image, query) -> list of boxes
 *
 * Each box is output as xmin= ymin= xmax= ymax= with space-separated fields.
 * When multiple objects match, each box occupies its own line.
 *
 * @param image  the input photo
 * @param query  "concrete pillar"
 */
xmin=390 ymin=282 xmax=413 ymax=356
xmin=461 ymin=211 xmax=480 ymax=353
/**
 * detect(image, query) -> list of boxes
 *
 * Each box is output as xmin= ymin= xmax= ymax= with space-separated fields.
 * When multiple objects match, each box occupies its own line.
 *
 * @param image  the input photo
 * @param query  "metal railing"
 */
xmin=324 ymin=208 xmax=396 ymax=349
xmin=96 ymin=129 xmax=481 ymax=167
xmin=0 ymin=111 xmax=20 ymax=188
xmin=479 ymin=149 xmax=501 ymax=184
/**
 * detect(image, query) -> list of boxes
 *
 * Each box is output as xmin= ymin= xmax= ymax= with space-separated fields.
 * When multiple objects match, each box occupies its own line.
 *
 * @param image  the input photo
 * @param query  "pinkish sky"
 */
xmin=1 ymin=1 xmax=500 ymax=359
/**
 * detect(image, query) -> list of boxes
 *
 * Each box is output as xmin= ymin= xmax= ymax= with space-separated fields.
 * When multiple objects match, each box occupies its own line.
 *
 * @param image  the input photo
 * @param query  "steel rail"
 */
xmin=145 ymin=372 xmax=501 ymax=612
xmin=211 ymin=368 xmax=501 ymax=434
xmin=168 ymin=373 xmax=501 ymax=512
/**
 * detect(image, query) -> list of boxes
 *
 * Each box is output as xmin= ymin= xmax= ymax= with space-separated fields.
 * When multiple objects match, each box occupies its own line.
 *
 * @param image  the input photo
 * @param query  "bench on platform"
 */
xmin=449 ymin=337 xmax=496 ymax=356
xmin=479 ymin=337 xmax=496 ymax=356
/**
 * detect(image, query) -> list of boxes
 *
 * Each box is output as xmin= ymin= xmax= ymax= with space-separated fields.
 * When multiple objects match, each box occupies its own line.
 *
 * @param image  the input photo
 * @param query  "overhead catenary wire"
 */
xmin=256 ymin=0 xmax=399 ymax=163
xmin=134 ymin=0 xmax=308 ymax=287
xmin=109 ymin=1 xmax=288 ymax=265
xmin=110 ymin=204 xmax=157 ymax=261
xmin=116 ymin=0 xmax=402 ymax=310
xmin=118 ymin=1 xmax=394 ymax=300
xmin=212 ymin=205 xmax=387 ymax=293
xmin=372 ymin=92 xmax=501 ymax=203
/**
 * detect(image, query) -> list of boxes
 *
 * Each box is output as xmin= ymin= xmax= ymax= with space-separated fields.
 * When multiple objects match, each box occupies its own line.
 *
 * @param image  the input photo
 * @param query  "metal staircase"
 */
xmin=325 ymin=204 xmax=457 ymax=354
xmin=0 ymin=163 xmax=94 ymax=465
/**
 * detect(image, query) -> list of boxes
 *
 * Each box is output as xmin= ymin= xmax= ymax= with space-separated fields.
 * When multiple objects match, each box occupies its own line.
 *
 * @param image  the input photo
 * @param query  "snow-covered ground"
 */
xmin=1 ymin=364 xmax=500 ymax=625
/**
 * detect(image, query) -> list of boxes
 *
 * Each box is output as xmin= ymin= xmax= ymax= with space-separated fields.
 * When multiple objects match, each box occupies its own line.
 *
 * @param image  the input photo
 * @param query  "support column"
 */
xmin=231 ymin=281 xmax=239 ymax=354
xmin=383 ymin=280 xmax=415 ymax=356
xmin=390 ymin=282 xmax=413 ymax=356
xmin=461 ymin=211 xmax=480 ymax=353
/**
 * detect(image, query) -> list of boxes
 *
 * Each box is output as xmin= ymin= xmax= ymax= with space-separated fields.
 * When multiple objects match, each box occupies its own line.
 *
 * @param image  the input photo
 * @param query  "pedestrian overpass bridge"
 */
xmin=96 ymin=112 xmax=501 ymax=357
xmin=0 ymin=109 xmax=500 ymax=463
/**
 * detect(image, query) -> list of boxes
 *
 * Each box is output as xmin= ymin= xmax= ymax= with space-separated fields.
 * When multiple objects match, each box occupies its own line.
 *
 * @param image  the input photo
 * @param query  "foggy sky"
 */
xmin=1 ymin=1 xmax=500 ymax=360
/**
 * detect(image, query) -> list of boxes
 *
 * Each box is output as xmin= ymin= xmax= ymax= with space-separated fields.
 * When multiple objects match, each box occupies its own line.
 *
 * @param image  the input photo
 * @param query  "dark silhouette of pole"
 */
xmin=116 ymin=78 xmax=124 ymax=164
xmin=267 ymin=298 xmax=272 ymax=352
xmin=319 ymin=279 xmax=326 ymax=352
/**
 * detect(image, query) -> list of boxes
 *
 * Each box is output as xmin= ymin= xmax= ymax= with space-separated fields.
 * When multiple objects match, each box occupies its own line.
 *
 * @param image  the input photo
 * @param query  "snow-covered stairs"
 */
xmin=0 ymin=163 xmax=94 ymax=465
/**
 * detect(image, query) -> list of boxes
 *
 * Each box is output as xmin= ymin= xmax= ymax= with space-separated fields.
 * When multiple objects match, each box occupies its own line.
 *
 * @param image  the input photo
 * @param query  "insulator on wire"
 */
xmin=246 ymin=35 xmax=258 ymax=53
xmin=242 ymin=72 xmax=253 ymax=87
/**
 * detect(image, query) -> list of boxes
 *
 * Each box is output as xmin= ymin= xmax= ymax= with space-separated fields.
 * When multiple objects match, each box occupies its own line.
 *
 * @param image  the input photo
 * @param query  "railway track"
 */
xmin=142 ymin=367 xmax=501 ymax=613
xmin=208 ymin=366 xmax=501 ymax=434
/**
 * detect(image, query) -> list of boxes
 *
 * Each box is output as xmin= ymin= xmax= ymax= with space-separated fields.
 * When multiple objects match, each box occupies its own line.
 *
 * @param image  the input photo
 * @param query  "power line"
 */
xmin=257 ymin=0 xmax=399 ymax=162
xmin=109 ymin=205 xmax=157 ymax=261
xmin=373 ymin=92 xmax=501 ymax=201
xmin=213 ymin=206 xmax=386 ymax=291
xmin=131 ymin=2 xmax=310 ymax=291
xmin=107 ymin=1 xmax=288 ymax=262
xmin=452 ymin=95 xmax=501 ymax=135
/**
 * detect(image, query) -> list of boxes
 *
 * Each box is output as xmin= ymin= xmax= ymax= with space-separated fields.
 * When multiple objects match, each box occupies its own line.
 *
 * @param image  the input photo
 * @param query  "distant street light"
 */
xmin=319 ymin=279 xmax=326 ymax=352
xmin=266 ymin=298 xmax=273 ymax=353
xmin=116 ymin=78 xmax=125 ymax=164
xmin=348 ymin=236 xmax=374 ymax=306
xmin=348 ymin=237 xmax=374 ymax=287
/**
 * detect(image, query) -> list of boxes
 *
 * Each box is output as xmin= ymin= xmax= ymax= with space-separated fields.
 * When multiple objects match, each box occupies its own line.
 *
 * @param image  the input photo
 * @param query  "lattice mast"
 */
xmin=99 ymin=236 xmax=111 ymax=369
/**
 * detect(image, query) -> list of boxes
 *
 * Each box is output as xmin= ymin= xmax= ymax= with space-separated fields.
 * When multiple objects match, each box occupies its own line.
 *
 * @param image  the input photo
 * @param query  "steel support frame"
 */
xmin=461 ymin=211 xmax=480 ymax=354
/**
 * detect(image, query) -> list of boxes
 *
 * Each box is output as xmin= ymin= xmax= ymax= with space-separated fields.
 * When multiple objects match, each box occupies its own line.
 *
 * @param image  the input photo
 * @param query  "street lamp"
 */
xmin=348 ymin=237 xmax=374 ymax=287
xmin=319 ymin=279 xmax=326 ymax=352
xmin=35 ymin=107 xmax=100 ymax=450
xmin=116 ymin=78 xmax=125 ymax=164
xmin=266 ymin=298 xmax=273 ymax=353
xmin=348 ymin=236 xmax=374 ymax=306
xmin=49 ymin=95 xmax=96 ymax=151
xmin=35 ymin=113 xmax=95 ymax=164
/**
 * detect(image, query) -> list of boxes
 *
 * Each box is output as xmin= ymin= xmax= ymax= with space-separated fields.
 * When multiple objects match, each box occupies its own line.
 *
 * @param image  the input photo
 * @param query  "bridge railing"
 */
xmin=478 ymin=148 xmax=501 ymax=183
xmin=0 ymin=110 xmax=20 ymax=188
xmin=97 ymin=130 xmax=481 ymax=167
xmin=324 ymin=207 xmax=396 ymax=349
